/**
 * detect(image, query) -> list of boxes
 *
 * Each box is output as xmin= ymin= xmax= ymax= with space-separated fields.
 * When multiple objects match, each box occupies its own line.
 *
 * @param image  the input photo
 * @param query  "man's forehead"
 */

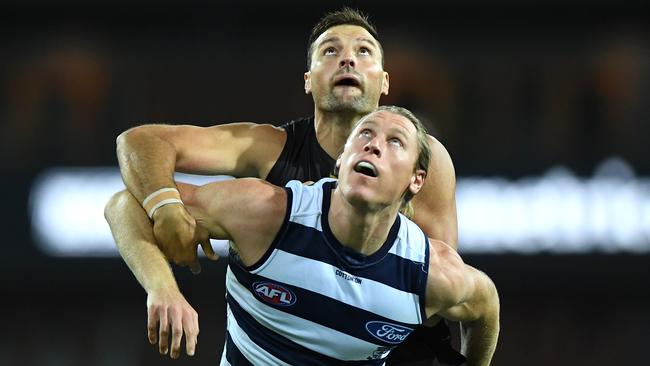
xmin=356 ymin=111 xmax=415 ymax=134
xmin=314 ymin=24 xmax=378 ymax=47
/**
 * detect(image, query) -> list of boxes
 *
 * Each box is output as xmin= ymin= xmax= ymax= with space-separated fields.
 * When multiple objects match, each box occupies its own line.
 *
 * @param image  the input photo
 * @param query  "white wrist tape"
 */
xmin=142 ymin=187 xmax=184 ymax=219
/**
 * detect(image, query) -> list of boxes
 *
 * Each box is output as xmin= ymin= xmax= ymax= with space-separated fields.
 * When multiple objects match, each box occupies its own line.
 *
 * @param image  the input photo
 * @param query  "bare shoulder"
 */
xmin=424 ymin=134 xmax=456 ymax=186
xmin=425 ymin=238 xmax=499 ymax=324
xmin=208 ymin=178 xmax=288 ymax=265
xmin=424 ymin=239 xmax=467 ymax=315
xmin=410 ymin=134 xmax=458 ymax=247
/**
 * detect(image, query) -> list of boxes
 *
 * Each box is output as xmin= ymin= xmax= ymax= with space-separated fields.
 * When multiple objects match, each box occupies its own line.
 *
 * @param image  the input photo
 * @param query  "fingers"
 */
xmin=184 ymin=309 xmax=199 ymax=357
xmin=189 ymin=258 xmax=202 ymax=275
xmin=169 ymin=307 xmax=184 ymax=359
xmin=200 ymin=239 xmax=220 ymax=261
xmin=148 ymin=294 xmax=199 ymax=359
xmin=152 ymin=208 xmax=199 ymax=267
xmin=158 ymin=307 xmax=169 ymax=355
xmin=147 ymin=305 xmax=159 ymax=345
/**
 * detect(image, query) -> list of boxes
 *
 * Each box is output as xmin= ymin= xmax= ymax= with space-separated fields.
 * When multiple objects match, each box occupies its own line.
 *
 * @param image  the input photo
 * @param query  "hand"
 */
xmin=147 ymin=288 xmax=199 ymax=359
xmin=152 ymin=204 xmax=217 ymax=273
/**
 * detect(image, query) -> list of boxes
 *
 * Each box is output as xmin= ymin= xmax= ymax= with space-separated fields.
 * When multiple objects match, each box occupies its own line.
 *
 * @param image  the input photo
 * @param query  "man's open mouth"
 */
xmin=334 ymin=75 xmax=361 ymax=87
xmin=354 ymin=161 xmax=378 ymax=177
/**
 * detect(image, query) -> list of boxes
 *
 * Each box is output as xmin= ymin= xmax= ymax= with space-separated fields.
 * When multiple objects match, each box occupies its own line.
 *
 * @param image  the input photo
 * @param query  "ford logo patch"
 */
xmin=365 ymin=321 xmax=413 ymax=344
xmin=252 ymin=281 xmax=296 ymax=306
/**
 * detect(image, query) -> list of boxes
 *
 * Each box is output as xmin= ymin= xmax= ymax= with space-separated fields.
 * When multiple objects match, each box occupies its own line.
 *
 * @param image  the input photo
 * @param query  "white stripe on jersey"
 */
xmin=226 ymin=267 xmax=384 ymax=361
xmin=218 ymin=344 xmax=230 ymax=366
xmin=223 ymin=304 xmax=292 ymax=366
xmin=250 ymin=249 xmax=422 ymax=324
xmin=387 ymin=215 xmax=428 ymax=264
xmin=285 ymin=179 xmax=326 ymax=231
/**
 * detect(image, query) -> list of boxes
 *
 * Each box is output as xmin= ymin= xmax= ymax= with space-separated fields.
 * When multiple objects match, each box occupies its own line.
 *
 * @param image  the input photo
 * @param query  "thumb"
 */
xmin=189 ymin=258 xmax=202 ymax=275
xmin=200 ymin=239 xmax=220 ymax=261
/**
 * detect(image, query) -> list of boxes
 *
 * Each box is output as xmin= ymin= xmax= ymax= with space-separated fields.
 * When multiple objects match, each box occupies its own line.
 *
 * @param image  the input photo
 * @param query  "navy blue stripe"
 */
xmin=229 ymin=262 xmax=417 ymax=347
xmin=277 ymin=222 xmax=426 ymax=296
xmin=225 ymin=332 xmax=254 ymax=366
xmin=228 ymin=293 xmax=388 ymax=366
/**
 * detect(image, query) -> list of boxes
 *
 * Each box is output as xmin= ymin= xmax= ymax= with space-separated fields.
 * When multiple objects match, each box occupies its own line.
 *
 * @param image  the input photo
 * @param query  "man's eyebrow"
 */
xmin=318 ymin=37 xmax=341 ymax=47
xmin=357 ymin=119 xmax=378 ymax=128
xmin=318 ymin=36 xmax=378 ymax=49
xmin=357 ymin=37 xmax=378 ymax=48
xmin=389 ymin=127 xmax=409 ymax=141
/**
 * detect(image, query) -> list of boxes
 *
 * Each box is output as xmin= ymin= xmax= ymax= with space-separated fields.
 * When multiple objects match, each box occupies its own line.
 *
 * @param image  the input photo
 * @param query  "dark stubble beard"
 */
xmin=321 ymin=93 xmax=374 ymax=114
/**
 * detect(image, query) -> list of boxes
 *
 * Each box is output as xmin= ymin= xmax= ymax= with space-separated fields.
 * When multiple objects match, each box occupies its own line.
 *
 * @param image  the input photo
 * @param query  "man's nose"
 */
xmin=364 ymin=141 xmax=381 ymax=157
xmin=339 ymin=51 xmax=356 ymax=68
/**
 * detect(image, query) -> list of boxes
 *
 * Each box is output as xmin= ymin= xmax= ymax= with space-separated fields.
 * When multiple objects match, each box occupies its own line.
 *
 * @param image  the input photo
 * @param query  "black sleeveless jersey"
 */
xmin=265 ymin=116 xmax=336 ymax=186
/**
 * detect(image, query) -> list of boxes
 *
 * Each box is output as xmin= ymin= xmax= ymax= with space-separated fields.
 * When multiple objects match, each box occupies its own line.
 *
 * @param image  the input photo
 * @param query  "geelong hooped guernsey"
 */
xmin=221 ymin=178 xmax=430 ymax=366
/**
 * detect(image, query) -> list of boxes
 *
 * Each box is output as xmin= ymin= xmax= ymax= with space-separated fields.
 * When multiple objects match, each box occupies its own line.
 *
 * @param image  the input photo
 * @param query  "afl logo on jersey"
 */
xmin=365 ymin=321 xmax=413 ymax=344
xmin=252 ymin=281 xmax=297 ymax=306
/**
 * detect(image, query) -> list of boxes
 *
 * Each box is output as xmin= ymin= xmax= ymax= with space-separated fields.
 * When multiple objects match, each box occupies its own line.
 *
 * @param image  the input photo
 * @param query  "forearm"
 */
xmin=117 ymin=126 xmax=178 ymax=203
xmin=460 ymin=312 xmax=499 ymax=366
xmin=460 ymin=276 xmax=500 ymax=366
xmin=105 ymin=190 xmax=179 ymax=294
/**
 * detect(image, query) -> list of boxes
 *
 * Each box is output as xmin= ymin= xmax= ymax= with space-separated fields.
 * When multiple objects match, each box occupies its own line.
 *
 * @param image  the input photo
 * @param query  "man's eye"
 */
xmin=324 ymin=48 xmax=337 ymax=56
xmin=389 ymin=138 xmax=403 ymax=147
xmin=360 ymin=129 xmax=372 ymax=138
xmin=359 ymin=47 xmax=371 ymax=55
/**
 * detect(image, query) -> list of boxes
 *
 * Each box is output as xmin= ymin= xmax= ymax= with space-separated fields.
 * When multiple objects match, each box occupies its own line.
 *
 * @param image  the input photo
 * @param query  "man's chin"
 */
xmin=322 ymin=98 xmax=373 ymax=115
xmin=344 ymin=188 xmax=389 ymax=210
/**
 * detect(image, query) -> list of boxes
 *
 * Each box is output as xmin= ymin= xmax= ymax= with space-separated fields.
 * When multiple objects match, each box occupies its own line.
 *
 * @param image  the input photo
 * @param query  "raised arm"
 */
xmin=116 ymin=122 xmax=286 ymax=201
xmin=115 ymin=122 xmax=287 ymax=266
xmin=410 ymin=135 xmax=458 ymax=249
xmin=425 ymin=240 xmax=500 ymax=366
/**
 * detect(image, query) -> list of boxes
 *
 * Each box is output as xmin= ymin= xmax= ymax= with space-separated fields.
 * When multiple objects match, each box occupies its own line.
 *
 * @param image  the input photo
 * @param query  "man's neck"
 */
xmin=313 ymin=109 xmax=369 ymax=159
xmin=328 ymin=188 xmax=400 ymax=256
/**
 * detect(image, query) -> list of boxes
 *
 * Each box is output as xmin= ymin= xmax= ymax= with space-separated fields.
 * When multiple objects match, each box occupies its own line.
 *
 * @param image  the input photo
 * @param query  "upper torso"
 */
xmin=222 ymin=179 xmax=430 ymax=365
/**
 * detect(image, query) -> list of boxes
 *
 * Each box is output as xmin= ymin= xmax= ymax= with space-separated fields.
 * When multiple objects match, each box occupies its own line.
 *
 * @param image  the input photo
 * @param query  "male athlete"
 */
xmin=111 ymin=8 xmax=460 ymax=364
xmin=106 ymin=106 xmax=499 ymax=365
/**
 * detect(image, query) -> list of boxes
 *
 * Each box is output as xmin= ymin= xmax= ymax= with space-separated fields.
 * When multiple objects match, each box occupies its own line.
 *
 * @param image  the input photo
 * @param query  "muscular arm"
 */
xmin=179 ymin=178 xmax=287 ymax=266
xmin=105 ymin=190 xmax=180 ymax=296
xmin=104 ymin=190 xmax=199 ymax=358
xmin=116 ymin=122 xmax=286 ymax=203
xmin=115 ymin=122 xmax=286 ymax=265
xmin=411 ymin=136 xmax=458 ymax=249
xmin=104 ymin=178 xmax=287 ymax=357
xmin=425 ymin=240 xmax=500 ymax=366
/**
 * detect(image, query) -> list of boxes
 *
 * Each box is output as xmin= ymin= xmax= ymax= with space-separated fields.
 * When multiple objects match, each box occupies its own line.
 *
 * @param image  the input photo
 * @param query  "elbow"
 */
xmin=104 ymin=190 xmax=130 ymax=224
xmin=116 ymin=128 xmax=134 ymax=160
xmin=115 ymin=125 xmax=153 ymax=157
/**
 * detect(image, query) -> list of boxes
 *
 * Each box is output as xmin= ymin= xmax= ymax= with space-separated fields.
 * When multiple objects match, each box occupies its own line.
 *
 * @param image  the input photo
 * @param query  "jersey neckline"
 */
xmin=320 ymin=180 xmax=401 ymax=269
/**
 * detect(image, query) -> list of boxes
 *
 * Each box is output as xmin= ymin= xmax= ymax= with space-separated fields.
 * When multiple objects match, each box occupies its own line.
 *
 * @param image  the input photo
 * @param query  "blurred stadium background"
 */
xmin=2 ymin=1 xmax=649 ymax=365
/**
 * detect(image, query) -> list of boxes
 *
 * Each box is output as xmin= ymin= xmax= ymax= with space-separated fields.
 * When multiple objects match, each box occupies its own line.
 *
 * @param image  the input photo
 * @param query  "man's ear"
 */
xmin=333 ymin=157 xmax=342 ymax=176
xmin=408 ymin=169 xmax=426 ymax=195
xmin=381 ymin=71 xmax=390 ymax=96
xmin=304 ymin=71 xmax=311 ymax=94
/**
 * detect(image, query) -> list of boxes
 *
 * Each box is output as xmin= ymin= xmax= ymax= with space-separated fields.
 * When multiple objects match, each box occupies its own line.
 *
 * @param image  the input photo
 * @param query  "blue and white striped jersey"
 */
xmin=221 ymin=178 xmax=430 ymax=366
